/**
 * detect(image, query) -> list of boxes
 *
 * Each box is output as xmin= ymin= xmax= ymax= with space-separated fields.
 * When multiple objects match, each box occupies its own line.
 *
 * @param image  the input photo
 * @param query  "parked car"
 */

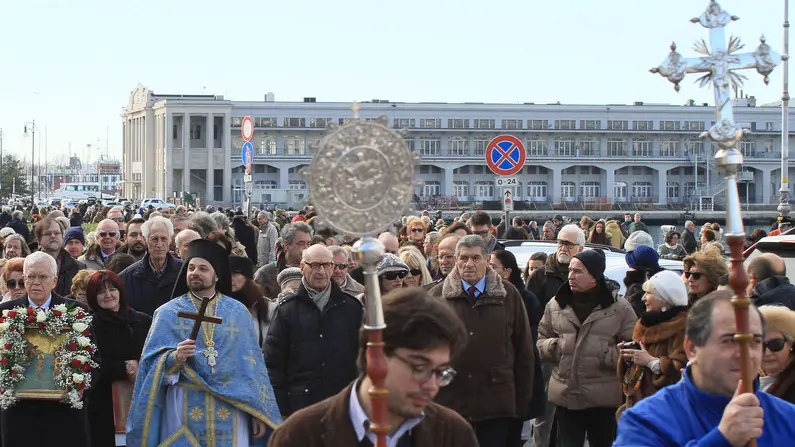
xmin=501 ymin=240 xmax=684 ymax=297
xmin=141 ymin=198 xmax=176 ymax=210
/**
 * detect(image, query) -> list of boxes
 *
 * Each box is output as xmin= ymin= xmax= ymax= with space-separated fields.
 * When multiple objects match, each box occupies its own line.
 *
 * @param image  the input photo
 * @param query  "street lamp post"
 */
xmin=23 ymin=121 xmax=36 ymax=205
xmin=780 ymin=0 xmax=792 ymax=218
xmin=0 ymin=128 xmax=4 ymax=196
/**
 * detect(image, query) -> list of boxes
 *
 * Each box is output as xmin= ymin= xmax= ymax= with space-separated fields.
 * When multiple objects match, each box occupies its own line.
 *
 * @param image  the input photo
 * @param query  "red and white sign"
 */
xmin=241 ymin=116 xmax=254 ymax=141
xmin=503 ymin=189 xmax=514 ymax=211
xmin=486 ymin=135 xmax=526 ymax=176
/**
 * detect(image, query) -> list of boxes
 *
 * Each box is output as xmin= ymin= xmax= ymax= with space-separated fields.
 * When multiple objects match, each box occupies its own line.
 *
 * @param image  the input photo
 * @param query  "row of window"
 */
xmin=420 ymin=180 xmax=697 ymax=200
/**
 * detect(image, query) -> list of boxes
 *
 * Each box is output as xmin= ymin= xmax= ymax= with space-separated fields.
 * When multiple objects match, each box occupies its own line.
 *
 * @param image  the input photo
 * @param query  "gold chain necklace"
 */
xmin=189 ymin=292 xmax=220 ymax=373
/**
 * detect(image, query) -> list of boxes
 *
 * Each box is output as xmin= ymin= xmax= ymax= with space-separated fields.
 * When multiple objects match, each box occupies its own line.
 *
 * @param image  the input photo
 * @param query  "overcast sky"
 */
xmin=0 ymin=0 xmax=788 ymax=163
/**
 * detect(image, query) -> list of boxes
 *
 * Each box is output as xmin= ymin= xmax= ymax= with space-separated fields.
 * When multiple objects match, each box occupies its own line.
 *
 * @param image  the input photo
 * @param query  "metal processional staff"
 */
xmin=651 ymin=2 xmax=782 ymax=446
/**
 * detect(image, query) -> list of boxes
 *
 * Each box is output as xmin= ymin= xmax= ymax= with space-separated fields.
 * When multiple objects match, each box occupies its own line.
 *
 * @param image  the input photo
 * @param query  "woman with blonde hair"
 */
xmin=398 ymin=245 xmax=432 ymax=287
xmin=759 ymin=305 xmax=795 ymax=403
xmin=69 ymin=269 xmax=97 ymax=304
xmin=683 ymin=251 xmax=728 ymax=304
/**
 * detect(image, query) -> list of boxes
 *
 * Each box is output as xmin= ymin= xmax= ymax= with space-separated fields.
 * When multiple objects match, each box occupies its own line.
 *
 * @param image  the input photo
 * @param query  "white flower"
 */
xmin=0 ymin=323 xmax=9 ymax=333
xmin=75 ymin=355 xmax=89 ymax=364
xmin=53 ymin=304 xmax=67 ymax=314
xmin=76 ymin=336 xmax=91 ymax=347
xmin=35 ymin=310 xmax=47 ymax=323
xmin=72 ymin=373 xmax=84 ymax=384
xmin=72 ymin=322 xmax=88 ymax=333
xmin=1 ymin=310 xmax=8 ymax=318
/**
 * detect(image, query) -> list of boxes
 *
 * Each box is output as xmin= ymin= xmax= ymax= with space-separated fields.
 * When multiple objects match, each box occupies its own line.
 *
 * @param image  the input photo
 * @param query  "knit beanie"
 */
xmin=643 ymin=270 xmax=688 ymax=307
xmin=63 ymin=226 xmax=85 ymax=246
xmin=277 ymin=267 xmax=303 ymax=289
xmin=573 ymin=250 xmax=606 ymax=280
xmin=625 ymin=230 xmax=655 ymax=251
xmin=229 ymin=255 xmax=254 ymax=279
xmin=625 ymin=245 xmax=660 ymax=270
xmin=377 ymin=253 xmax=409 ymax=277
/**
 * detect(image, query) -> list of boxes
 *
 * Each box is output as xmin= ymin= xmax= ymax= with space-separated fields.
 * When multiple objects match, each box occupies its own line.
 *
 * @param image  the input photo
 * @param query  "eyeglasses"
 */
xmin=5 ymin=279 xmax=23 ymax=289
xmin=408 ymin=269 xmax=422 ymax=277
xmin=765 ymin=337 xmax=788 ymax=353
xmin=24 ymin=274 xmax=52 ymax=284
xmin=382 ymin=271 xmax=408 ymax=281
xmin=99 ymin=232 xmax=118 ymax=238
xmin=557 ymin=240 xmax=577 ymax=249
xmin=411 ymin=228 xmax=425 ymax=233
xmin=304 ymin=262 xmax=333 ymax=270
xmin=392 ymin=354 xmax=456 ymax=387
xmin=41 ymin=231 xmax=62 ymax=238
xmin=472 ymin=230 xmax=490 ymax=236
xmin=333 ymin=263 xmax=348 ymax=270
xmin=684 ymin=271 xmax=703 ymax=280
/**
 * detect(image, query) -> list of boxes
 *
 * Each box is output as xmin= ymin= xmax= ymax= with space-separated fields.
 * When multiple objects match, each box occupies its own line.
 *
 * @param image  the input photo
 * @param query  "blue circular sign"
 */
xmin=241 ymin=141 xmax=254 ymax=166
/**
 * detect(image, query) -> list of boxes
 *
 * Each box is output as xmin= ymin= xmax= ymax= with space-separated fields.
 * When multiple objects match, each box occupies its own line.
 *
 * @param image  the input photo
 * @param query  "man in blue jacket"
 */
xmin=614 ymin=290 xmax=795 ymax=446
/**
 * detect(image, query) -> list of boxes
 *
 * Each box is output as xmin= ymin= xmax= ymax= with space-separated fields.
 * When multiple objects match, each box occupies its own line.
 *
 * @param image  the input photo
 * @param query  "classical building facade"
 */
xmin=121 ymin=84 xmax=794 ymax=209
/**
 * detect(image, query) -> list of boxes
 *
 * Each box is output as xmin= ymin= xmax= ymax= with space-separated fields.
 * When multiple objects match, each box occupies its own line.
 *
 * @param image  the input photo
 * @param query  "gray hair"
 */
xmin=175 ymin=229 xmax=200 ymax=247
xmin=327 ymin=245 xmax=349 ymax=263
xmin=257 ymin=211 xmax=271 ymax=222
xmin=685 ymin=220 xmax=695 ymax=228
xmin=0 ymin=227 xmax=16 ymax=239
xmin=188 ymin=211 xmax=217 ymax=238
xmin=211 ymin=212 xmax=230 ymax=231
xmin=4 ymin=234 xmax=31 ymax=257
xmin=559 ymin=224 xmax=586 ymax=246
xmin=282 ymin=221 xmax=313 ymax=245
xmin=455 ymin=234 xmax=488 ymax=257
xmin=24 ymin=251 xmax=57 ymax=277
xmin=170 ymin=214 xmax=188 ymax=225
xmin=55 ymin=217 xmax=71 ymax=231
xmin=142 ymin=216 xmax=174 ymax=238
xmin=11 ymin=210 xmax=22 ymax=220
xmin=425 ymin=231 xmax=441 ymax=246
xmin=686 ymin=290 xmax=765 ymax=346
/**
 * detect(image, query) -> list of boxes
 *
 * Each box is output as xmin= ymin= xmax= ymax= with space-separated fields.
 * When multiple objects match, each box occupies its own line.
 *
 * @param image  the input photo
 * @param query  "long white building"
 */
xmin=121 ymin=84 xmax=795 ymax=210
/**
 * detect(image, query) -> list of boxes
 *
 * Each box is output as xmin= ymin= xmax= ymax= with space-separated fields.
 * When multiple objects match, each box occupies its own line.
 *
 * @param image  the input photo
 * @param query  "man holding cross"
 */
xmin=127 ymin=239 xmax=282 ymax=446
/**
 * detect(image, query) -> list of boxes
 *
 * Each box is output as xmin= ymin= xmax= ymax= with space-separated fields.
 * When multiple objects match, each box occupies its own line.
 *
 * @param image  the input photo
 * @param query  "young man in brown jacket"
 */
xmin=268 ymin=287 xmax=478 ymax=447
xmin=429 ymin=234 xmax=535 ymax=446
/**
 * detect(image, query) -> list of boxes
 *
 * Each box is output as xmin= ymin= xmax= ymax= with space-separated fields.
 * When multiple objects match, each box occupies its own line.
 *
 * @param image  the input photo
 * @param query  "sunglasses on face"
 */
xmin=382 ymin=271 xmax=408 ymax=281
xmin=684 ymin=271 xmax=703 ymax=280
xmin=99 ymin=232 xmax=118 ymax=238
xmin=5 ymin=279 xmax=23 ymax=289
xmin=410 ymin=228 xmax=425 ymax=233
xmin=765 ymin=337 xmax=788 ymax=353
xmin=473 ymin=230 xmax=490 ymax=236
xmin=408 ymin=269 xmax=422 ymax=277
xmin=333 ymin=263 xmax=348 ymax=270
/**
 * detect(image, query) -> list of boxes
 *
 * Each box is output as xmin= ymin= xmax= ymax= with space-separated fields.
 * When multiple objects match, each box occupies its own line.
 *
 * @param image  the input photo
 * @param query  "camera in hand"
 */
xmin=623 ymin=341 xmax=641 ymax=350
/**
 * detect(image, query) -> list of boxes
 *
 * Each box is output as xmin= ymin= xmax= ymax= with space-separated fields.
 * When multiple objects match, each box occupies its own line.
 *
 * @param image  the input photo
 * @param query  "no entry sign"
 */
xmin=486 ymin=135 xmax=526 ymax=176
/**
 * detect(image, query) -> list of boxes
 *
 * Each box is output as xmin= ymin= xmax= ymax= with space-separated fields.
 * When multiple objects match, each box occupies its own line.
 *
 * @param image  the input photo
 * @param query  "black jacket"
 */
xmin=624 ymin=267 xmax=665 ymax=317
xmin=0 ymin=294 xmax=94 ymax=447
xmin=264 ymin=282 xmax=363 ymax=417
xmin=232 ymin=217 xmax=258 ymax=265
xmin=0 ymin=212 xmax=11 ymax=229
xmin=87 ymin=308 xmax=151 ymax=447
xmin=69 ymin=213 xmax=83 ymax=228
xmin=56 ymin=249 xmax=86 ymax=298
xmin=118 ymin=253 xmax=182 ymax=316
xmin=7 ymin=218 xmax=29 ymax=243
xmin=681 ymin=228 xmax=698 ymax=254
xmin=751 ymin=276 xmax=795 ymax=311
xmin=526 ymin=253 xmax=569 ymax=308
xmin=512 ymin=281 xmax=547 ymax=420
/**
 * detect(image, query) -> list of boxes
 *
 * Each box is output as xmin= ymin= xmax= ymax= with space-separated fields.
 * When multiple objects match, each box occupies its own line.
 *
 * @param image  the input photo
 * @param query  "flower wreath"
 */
xmin=0 ymin=303 xmax=98 ymax=410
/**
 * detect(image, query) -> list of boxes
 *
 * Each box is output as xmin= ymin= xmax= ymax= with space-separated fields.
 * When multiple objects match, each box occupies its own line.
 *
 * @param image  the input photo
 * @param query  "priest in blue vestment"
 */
xmin=615 ymin=291 xmax=795 ymax=446
xmin=127 ymin=239 xmax=282 ymax=447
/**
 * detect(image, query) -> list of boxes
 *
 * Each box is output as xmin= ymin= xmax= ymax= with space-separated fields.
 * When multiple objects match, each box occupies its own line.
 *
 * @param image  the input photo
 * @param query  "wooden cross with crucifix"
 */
xmin=177 ymin=295 xmax=223 ymax=372
xmin=650 ymin=0 xmax=781 ymax=149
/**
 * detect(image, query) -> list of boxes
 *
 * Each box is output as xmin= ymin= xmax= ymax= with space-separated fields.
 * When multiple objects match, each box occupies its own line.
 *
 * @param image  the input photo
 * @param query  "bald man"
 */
xmin=423 ymin=234 xmax=461 ymax=290
xmin=264 ymin=243 xmax=364 ymax=417
xmin=747 ymin=253 xmax=795 ymax=310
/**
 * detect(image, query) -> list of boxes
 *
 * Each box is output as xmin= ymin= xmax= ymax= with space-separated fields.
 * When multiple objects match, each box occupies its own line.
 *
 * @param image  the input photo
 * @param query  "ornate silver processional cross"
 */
xmin=651 ymin=0 xmax=781 ymax=236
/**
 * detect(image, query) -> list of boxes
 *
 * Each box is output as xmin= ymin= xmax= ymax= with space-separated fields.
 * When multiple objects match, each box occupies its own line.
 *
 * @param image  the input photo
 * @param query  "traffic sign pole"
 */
xmin=241 ymin=116 xmax=254 ymax=219
xmin=503 ymin=189 xmax=513 ymax=237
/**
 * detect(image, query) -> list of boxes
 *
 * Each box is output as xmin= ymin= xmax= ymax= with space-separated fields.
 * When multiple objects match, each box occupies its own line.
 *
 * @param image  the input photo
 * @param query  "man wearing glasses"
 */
xmin=270 ymin=287 xmax=478 ymax=446
xmin=265 ymin=244 xmax=364 ymax=418
xmin=328 ymin=245 xmax=365 ymax=300
xmin=34 ymin=214 xmax=86 ymax=297
xmin=469 ymin=211 xmax=505 ymax=254
xmin=429 ymin=235 xmax=534 ymax=446
xmin=79 ymin=219 xmax=123 ymax=270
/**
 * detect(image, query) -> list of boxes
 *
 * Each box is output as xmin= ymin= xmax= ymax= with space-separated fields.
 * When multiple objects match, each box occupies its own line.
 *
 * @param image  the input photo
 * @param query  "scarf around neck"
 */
xmin=302 ymin=278 xmax=332 ymax=311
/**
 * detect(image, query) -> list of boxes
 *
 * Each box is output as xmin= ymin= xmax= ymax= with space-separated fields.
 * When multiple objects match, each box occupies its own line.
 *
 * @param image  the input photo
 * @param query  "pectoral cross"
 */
xmin=177 ymin=295 xmax=223 ymax=373
xmin=650 ymin=0 xmax=781 ymax=149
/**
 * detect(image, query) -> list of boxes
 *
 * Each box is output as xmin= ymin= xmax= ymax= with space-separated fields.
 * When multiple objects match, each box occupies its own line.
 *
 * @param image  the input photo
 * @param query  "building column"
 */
xmin=223 ymin=113 xmax=232 ymax=203
xmin=443 ymin=167 xmax=454 ymax=196
xmin=605 ymin=167 xmax=615 ymax=203
xmin=551 ymin=167 xmax=561 ymax=203
xmin=165 ymin=113 xmax=173 ymax=199
xmin=182 ymin=114 xmax=190 ymax=194
xmin=279 ymin=166 xmax=289 ymax=189
xmin=206 ymin=114 xmax=214 ymax=203
xmin=657 ymin=168 xmax=668 ymax=205
xmin=763 ymin=168 xmax=773 ymax=204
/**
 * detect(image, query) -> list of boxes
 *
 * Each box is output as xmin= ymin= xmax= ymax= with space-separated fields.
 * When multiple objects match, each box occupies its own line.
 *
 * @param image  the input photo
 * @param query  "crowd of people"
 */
xmin=0 ymin=201 xmax=793 ymax=446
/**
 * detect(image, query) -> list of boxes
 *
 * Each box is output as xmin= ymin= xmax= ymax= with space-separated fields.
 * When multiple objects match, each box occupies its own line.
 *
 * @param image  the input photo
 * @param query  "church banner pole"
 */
xmin=651 ymin=3 xmax=781 ymax=446
xmin=304 ymin=103 xmax=420 ymax=447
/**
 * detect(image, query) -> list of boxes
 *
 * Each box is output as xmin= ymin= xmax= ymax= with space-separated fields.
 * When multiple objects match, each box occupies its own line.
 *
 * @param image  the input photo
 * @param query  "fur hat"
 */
xmin=377 ymin=253 xmax=409 ymax=276
xmin=759 ymin=306 xmax=795 ymax=342
xmin=625 ymin=245 xmax=660 ymax=270
xmin=229 ymin=255 xmax=254 ymax=279
xmin=625 ymin=231 xmax=654 ymax=251
xmin=643 ymin=270 xmax=688 ymax=307
xmin=573 ymin=250 xmax=606 ymax=280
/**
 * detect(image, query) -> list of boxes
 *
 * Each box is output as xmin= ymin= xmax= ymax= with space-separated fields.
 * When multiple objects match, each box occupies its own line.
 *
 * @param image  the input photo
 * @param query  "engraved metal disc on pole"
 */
xmin=651 ymin=3 xmax=781 ymax=446
xmin=303 ymin=105 xmax=420 ymax=447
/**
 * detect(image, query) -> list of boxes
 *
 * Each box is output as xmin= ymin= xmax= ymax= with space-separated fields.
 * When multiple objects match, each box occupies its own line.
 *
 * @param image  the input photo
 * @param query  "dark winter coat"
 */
xmin=56 ymin=249 xmax=86 ymax=298
xmin=526 ymin=253 xmax=569 ymax=308
xmin=681 ymin=228 xmax=698 ymax=254
xmin=254 ymin=253 xmax=289 ymax=300
xmin=118 ymin=253 xmax=182 ymax=316
xmin=232 ymin=216 xmax=258 ymax=265
xmin=264 ymin=282 xmax=363 ymax=417
xmin=750 ymin=276 xmax=795 ymax=311
xmin=8 ymin=217 xmax=29 ymax=243
xmin=87 ymin=308 xmax=151 ymax=447
xmin=624 ymin=267 xmax=665 ymax=317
